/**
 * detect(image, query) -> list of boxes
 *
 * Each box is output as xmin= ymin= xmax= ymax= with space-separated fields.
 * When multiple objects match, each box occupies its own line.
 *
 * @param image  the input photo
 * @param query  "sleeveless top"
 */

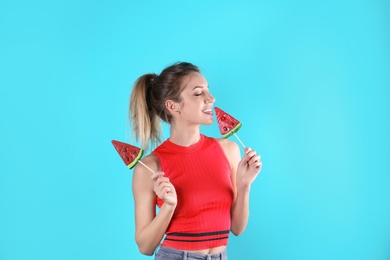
xmin=152 ymin=134 xmax=234 ymax=250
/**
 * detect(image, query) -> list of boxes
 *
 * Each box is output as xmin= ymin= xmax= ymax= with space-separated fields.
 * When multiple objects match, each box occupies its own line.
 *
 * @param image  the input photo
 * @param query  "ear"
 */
xmin=165 ymin=100 xmax=181 ymax=114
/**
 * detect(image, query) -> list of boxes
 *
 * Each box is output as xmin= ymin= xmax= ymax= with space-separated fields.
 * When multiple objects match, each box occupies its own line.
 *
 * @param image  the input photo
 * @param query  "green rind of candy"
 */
xmin=127 ymin=149 xmax=144 ymax=169
xmin=222 ymin=122 xmax=242 ymax=139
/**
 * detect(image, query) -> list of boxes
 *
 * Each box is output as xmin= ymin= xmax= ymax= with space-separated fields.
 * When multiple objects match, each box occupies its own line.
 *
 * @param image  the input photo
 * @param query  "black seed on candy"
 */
xmin=126 ymin=157 xmax=130 ymax=161
xmin=223 ymin=126 xmax=228 ymax=131
xmin=132 ymin=150 xmax=136 ymax=154
xmin=123 ymin=148 xmax=128 ymax=152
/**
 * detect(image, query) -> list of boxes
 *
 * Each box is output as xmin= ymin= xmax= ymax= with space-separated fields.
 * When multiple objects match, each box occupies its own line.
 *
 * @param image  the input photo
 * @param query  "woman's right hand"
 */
xmin=151 ymin=171 xmax=177 ymax=207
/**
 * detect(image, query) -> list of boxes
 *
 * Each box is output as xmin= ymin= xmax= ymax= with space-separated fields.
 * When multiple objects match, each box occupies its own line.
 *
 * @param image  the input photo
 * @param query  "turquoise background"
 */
xmin=1 ymin=0 xmax=389 ymax=259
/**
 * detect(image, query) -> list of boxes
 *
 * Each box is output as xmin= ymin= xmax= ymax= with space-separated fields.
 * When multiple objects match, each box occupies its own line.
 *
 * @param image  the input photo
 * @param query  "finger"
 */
xmin=161 ymin=184 xmax=175 ymax=199
xmin=159 ymin=181 xmax=172 ymax=190
xmin=249 ymin=154 xmax=260 ymax=165
xmin=155 ymin=177 xmax=170 ymax=185
xmin=151 ymin=171 xmax=164 ymax=181
xmin=239 ymin=149 xmax=253 ymax=164
xmin=164 ymin=192 xmax=172 ymax=200
xmin=162 ymin=184 xmax=172 ymax=193
xmin=256 ymin=162 xmax=263 ymax=171
xmin=255 ymin=161 xmax=262 ymax=171
xmin=155 ymin=184 xmax=171 ymax=198
xmin=159 ymin=180 xmax=175 ymax=192
xmin=249 ymin=151 xmax=262 ymax=163
xmin=244 ymin=147 xmax=253 ymax=155
xmin=244 ymin=150 xmax=257 ymax=163
xmin=247 ymin=154 xmax=261 ymax=168
xmin=156 ymin=180 xmax=171 ymax=193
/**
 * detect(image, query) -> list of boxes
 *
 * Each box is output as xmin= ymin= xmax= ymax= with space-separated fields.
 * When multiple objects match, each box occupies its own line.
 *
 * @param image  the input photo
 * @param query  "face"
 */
xmin=169 ymin=72 xmax=216 ymax=126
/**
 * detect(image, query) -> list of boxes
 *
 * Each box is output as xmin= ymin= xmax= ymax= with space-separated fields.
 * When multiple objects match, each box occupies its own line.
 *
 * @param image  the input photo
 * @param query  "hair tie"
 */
xmin=146 ymin=74 xmax=158 ymax=91
xmin=145 ymin=74 xmax=158 ymax=114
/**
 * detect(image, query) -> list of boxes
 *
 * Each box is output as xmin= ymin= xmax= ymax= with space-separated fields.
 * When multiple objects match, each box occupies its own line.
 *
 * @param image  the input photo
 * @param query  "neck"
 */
xmin=169 ymin=124 xmax=201 ymax=147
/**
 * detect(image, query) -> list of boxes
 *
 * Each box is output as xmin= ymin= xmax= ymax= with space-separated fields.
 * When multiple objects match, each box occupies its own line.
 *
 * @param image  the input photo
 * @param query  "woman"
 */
xmin=129 ymin=62 xmax=262 ymax=260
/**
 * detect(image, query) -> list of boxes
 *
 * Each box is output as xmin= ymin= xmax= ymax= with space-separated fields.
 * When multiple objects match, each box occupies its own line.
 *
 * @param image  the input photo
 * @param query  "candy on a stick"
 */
xmin=111 ymin=140 xmax=154 ymax=173
xmin=214 ymin=107 xmax=246 ymax=148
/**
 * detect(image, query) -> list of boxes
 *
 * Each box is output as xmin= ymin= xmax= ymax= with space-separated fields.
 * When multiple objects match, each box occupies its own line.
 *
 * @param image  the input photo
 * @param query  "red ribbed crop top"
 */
xmin=152 ymin=134 xmax=234 ymax=250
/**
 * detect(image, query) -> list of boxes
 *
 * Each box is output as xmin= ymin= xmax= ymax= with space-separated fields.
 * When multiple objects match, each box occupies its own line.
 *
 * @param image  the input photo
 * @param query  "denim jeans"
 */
xmin=155 ymin=246 xmax=228 ymax=260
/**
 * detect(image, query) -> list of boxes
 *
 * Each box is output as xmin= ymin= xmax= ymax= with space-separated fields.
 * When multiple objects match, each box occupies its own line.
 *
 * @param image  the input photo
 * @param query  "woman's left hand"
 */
xmin=236 ymin=147 xmax=262 ymax=191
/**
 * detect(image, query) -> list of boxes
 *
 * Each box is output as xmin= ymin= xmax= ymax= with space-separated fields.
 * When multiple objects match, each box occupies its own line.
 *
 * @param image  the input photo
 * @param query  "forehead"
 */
xmin=182 ymin=72 xmax=208 ymax=90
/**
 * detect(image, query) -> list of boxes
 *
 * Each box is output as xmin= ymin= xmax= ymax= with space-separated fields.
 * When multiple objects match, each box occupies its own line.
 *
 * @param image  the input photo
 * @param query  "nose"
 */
xmin=205 ymin=91 xmax=216 ymax=103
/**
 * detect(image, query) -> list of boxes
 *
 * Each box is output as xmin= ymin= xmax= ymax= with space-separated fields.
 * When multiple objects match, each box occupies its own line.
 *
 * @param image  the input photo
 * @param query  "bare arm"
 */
xmin=218 ymin=139 xmax=262 ymax=236
xmin=132 ymin=154 xmax=177 ymax=255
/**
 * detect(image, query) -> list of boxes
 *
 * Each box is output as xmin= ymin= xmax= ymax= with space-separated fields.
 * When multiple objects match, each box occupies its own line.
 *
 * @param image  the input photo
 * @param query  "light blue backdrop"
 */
xmin=0 ymin=1 xmax=389 ymax=259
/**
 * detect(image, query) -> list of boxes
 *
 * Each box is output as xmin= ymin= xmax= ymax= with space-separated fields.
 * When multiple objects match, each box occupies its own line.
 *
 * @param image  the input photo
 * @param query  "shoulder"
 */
xmin=141 ymin=153 xmax=161 ymax=171
xmin=216 ymin=138 xmax=241 ymax=166
xmin=203 ymin=135 xmax=237 ymax=150
xmin=217 ymin=138 xmax=240 ymax=153
xmin=132 ymin=153 xmax=160 ymax=189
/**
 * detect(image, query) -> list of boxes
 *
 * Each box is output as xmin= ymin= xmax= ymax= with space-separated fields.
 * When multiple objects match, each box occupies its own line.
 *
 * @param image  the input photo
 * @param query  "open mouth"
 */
xmin=202 ymin=108 xmax=213 ymax=115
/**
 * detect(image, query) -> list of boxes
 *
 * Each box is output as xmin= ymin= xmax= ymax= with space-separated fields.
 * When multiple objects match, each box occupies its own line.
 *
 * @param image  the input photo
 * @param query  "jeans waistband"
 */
xmin=156 ymin=246 xmax=227 ymax=260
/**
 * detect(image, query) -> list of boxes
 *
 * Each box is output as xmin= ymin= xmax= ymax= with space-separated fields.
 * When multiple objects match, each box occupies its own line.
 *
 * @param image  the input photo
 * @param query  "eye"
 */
xmin=194 ymin=92 xmax=203 ymax=96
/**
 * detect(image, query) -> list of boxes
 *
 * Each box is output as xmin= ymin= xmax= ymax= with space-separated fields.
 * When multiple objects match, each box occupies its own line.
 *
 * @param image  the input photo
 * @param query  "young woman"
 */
xmin=129 ymin=62 xmax=262 ymax=260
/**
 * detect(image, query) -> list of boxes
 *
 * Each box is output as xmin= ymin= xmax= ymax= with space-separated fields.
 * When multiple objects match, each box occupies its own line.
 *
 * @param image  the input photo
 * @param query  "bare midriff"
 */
xmin=185 ymin=245 xmax=226 ymax=255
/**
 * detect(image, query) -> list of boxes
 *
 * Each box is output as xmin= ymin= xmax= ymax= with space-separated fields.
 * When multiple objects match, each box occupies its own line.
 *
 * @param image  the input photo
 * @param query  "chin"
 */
xmin=202 ymin=119 xmax=214 ymax=125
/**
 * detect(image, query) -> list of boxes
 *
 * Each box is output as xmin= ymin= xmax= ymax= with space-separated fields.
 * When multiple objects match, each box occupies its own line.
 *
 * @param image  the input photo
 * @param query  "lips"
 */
xmin=202 ymin=108 xmax=213 ymax=115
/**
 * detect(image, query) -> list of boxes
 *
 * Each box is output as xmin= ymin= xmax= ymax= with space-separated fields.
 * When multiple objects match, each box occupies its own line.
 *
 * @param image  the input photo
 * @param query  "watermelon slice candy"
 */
xmin=214 ymin=107 xmax=246 ymax=148
xmin=111 ymin=140 xmax=144 ymax=169
xmin=111 ymin=140 xmax=155 ymax=173
xmin=214 ymin=107 xmax=242 ymax=138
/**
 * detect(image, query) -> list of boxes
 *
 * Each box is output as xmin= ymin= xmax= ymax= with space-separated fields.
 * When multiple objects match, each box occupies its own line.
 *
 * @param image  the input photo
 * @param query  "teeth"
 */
xmin=203 ymin=109 xmax=212 ymax=113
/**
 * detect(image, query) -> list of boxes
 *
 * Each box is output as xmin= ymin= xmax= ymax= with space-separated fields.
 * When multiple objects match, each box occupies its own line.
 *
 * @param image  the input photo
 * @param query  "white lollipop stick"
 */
xmin=138 ymin=160 xmax=155 ymax=173
xmin=234 ymin=133 xmax=246 ymax=148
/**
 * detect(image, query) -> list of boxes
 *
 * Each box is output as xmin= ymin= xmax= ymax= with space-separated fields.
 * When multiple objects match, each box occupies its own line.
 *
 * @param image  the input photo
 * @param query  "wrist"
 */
xmin=237 ymin=184 xmax=251 ymax=193
xmin=162 ymin=201 xmax=177 ymax=212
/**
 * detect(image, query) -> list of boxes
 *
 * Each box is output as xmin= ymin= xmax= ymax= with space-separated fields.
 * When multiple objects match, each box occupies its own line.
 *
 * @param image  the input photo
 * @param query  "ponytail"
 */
xmin=129 ymin=62 xmax=200 ymax=151
xmin=129 ymin=73 xmax=162 ymax=151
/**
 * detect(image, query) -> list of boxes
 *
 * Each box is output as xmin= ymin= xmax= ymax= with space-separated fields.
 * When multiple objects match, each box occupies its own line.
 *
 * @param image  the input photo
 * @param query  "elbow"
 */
xmin=230 ymin=213 xmax=249 ymax=236
xmin=139 ymin=248 xmax=154 ymax=256
xmin=231 ymin=228 xmax=245 ymax=237
xmin=137 ymin=243 xmax=155 ymax=256
xmin=135 ymin=236 xmax=156 ymax=256
xmin=230 ymin=222 xmax=247 ymax=236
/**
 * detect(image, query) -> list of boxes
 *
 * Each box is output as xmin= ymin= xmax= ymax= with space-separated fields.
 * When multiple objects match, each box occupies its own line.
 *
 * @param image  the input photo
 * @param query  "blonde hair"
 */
xmin=129 ymin=62 xmax=200 ymax=151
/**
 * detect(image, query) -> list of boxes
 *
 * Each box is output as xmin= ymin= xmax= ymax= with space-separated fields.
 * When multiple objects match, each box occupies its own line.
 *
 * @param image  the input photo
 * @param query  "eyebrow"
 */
xmin=192 ymin=85 xmax=209 ymax=90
